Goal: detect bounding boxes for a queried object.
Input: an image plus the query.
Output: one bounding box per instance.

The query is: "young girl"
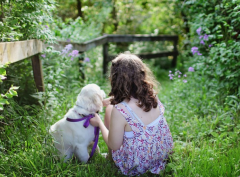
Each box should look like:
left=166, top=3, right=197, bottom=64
left=90, top=53, right=173, bottom=176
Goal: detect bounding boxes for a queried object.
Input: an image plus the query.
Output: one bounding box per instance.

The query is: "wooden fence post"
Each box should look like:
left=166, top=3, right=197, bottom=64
left=31, top=54, right=44, bottom=92
left=103, top=43, right=109, bottom=76
left=172, top=37, right=178, bottom=67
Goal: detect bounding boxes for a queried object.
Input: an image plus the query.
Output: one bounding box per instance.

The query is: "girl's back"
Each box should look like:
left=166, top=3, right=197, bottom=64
left=112, top=98, right=173, bottom=176
left=124, top=97, right=161, bottom=132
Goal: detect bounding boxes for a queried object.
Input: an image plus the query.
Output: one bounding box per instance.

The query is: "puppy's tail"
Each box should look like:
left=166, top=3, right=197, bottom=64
left=49, top=125, right=57, bottom=134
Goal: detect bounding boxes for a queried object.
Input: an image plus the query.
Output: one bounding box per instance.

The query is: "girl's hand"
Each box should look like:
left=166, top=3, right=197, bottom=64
left=90, top=113, right=102, bottom=127
left=102, top=97, right=112, bottom=107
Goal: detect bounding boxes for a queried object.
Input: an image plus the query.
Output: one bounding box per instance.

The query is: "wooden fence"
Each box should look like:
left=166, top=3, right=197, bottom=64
left=0, top=34, right=178, bottom=92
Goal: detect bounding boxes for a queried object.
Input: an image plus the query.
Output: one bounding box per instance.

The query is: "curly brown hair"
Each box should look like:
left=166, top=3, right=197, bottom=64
left=109, top=53, right=159, bottom=112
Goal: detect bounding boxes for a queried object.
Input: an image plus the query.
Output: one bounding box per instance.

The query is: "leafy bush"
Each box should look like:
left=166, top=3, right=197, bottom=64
left=0, top=0, right=56, bottom=120
left=0, top=0, right=55, bottom=42
left=54, top=17, right=102, bottom=43
left=176, top=0, right=240, bottom=111
left=0, top=64, right=18, bottom=116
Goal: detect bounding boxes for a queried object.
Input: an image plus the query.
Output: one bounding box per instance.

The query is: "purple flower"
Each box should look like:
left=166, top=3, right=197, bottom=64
left=203, top=34, right=209, bottom=41
left=41, top=54, right=46, bottom=58
left=188, top=67, right=194, bottom=72
left=169, top=70, right=172, bottom=73
left=69, top=50, right=79, bottom=57
left=184, top=74, right=187, bottom=77
left=170, top=76, right=173, bottom=80
left=84, top=57, right=90, bottom=62
left=178, top=75, right=181, bottom=78
left=61, top=44, right=73, bottom=54
left=191, top=47, right=199, bottom=55
left=191, top=47, right=202, bottom=55
left=183, top=80, right=187, bottom=83
left=66, top=39, right=71, bottom=42
left=199, top=35, right=203, bottom=39
left=209, top=44, right=212, bottom=48
left=200, top=40, right=205, bottom=45
left=196, top=27, right=202, bottom=35
left=65, top=44, right=73, bottom=50
left=45, top=25, right=49, bottom=29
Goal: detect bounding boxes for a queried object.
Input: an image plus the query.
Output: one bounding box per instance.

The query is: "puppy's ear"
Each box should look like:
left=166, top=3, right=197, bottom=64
left=92, top=94, right=103, bottom=110
left=76, top=84, right=106, bottom=113
left=76, top=95, right=96, bottom=113
left=90, top=89, right=106, bottom=112
left=100, top=90, right=106, bottom=99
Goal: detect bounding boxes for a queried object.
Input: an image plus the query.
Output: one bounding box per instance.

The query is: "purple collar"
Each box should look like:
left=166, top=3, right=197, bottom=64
left=66, top=114, right=99, bottom=160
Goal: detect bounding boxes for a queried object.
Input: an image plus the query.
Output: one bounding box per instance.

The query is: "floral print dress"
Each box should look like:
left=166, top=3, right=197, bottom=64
left=112, top=99, right=173, bottom=176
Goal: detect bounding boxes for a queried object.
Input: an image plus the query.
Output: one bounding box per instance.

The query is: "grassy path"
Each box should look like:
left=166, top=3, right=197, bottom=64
left=0, top=72, right=239, bottom=176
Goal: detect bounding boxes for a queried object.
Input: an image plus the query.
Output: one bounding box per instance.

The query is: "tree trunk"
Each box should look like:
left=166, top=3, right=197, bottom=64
left=181, top=11, right=190, bottom=34
left=112, top=0, right=118, bottom=32
left=0, top=1, right=4, bottom=22
left=76, top=0, right=84, bottom=20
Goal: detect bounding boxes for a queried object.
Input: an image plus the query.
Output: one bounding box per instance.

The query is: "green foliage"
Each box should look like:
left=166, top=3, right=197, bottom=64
left=111, top=0, right=183, bottom=35
left=1, top=0, right=240, bottom=176
left=177, top=0, right=240, bottom=105
left=0, top=0, right=56, bottom=42
left=55, top=0, right=183, bottom=35
left=157, top=71, right=240, bottom=176
left=56, top=0, right=112, bottom=22
left=0, top=0, right=56, bottom=115
left=54, top=17, right=103, bottom=42
left=54, top=0, right=112, bottom=42
left=0, top=64, right=18, bottom=117
left=2, top=59, right=39, bottom=106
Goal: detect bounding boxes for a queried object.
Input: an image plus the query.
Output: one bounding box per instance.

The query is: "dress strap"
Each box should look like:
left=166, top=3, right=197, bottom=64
left=114, top=103, right=144, bottom=136
left=114, top=103, right=132, bottom=121
left=157, top=98, right=165, bottom=115
left=121, top=102, right=144, bottom=125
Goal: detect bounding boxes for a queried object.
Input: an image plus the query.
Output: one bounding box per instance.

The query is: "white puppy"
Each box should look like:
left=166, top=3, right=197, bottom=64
left=49, top=84, right=106, bottom=163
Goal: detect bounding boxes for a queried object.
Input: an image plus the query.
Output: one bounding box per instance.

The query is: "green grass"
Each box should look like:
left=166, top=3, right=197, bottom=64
left=0, top=60, right=240, bottom=176
left=158, top=77, right=240, bottom=177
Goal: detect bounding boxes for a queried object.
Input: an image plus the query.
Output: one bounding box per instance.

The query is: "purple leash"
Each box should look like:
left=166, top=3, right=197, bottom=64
left=66, top=114, right=99, bottom=160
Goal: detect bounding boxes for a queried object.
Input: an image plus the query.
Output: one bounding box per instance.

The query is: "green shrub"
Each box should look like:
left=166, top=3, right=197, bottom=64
left=0, top=0, right=55, bottom=42
left=176, top=0, right=240, bottom=110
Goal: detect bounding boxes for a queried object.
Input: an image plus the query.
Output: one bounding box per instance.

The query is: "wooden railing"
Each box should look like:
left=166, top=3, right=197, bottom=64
left=0, top=39, right=47, bottom=92
left=102, top=34, right=178, bottom=75
left=0, top=34, right=178, bottom=92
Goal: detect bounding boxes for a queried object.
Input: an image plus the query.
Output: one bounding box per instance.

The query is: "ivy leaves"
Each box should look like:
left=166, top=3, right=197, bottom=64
left=0, top=65, right=19, bottom=114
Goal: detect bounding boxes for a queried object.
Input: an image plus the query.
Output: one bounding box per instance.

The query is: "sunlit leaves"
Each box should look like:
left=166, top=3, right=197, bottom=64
left=0, top=0, right=56, bottom=42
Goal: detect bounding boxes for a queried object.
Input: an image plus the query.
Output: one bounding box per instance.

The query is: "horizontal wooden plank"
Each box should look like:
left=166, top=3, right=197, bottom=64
left=56, top=35, right=108, bottom=52
left=107, top=34, right=178, bottom=43
left=108, top=51, right=178, bottom=61
left=0, top=39, right=47, bottom=65
left=55, top=34, right=177, bottom=52
left=0, top=34, right=178, bottom=64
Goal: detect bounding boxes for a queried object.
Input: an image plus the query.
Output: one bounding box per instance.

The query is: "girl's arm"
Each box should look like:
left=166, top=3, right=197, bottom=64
left=90, top=107, right=125, bottom=150
left=90, top=114, right=109, bottom=145
left=108, top=106, right=125, bottom=150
